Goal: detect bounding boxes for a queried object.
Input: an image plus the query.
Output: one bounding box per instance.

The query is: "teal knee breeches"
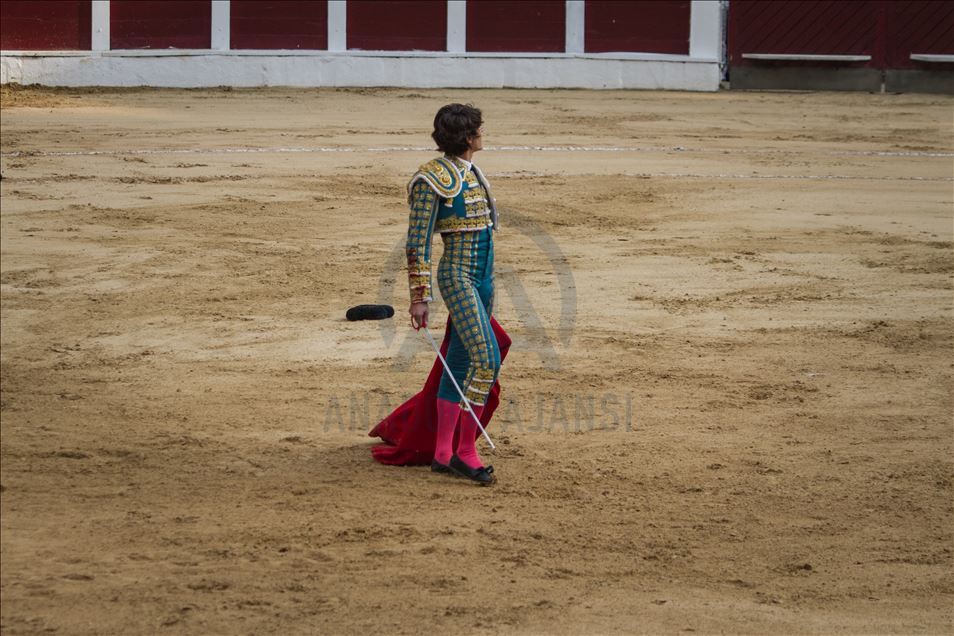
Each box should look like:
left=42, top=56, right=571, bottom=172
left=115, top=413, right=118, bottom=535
left=436, top=226, right=501, bottom=406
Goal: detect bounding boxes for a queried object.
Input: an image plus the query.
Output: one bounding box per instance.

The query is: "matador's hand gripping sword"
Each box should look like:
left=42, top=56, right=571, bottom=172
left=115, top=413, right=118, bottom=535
left=420, top=326, right=496, bottom=451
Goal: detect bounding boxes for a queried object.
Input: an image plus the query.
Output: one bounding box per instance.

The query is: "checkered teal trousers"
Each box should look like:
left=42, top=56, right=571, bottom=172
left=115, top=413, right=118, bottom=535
left=436, top=225, right=500, bottom=406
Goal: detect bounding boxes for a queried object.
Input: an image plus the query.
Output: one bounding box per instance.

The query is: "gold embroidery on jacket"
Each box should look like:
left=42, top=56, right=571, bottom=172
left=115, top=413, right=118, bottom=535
left=435, top=215, right=492, bottom=234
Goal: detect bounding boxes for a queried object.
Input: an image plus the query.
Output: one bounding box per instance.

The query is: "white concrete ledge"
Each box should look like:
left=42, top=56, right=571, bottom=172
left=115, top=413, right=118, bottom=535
left=2, top=49, right=717, bottom=62
left=742, top=53, right=872, bottom=62
left=0, top=53, right=721, bottom=90
left=910, top=54, right=954, bottom=63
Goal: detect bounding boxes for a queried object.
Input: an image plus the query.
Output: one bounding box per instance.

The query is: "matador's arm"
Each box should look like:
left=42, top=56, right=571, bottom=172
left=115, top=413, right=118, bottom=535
left=406, top=179, right=439, bottom=303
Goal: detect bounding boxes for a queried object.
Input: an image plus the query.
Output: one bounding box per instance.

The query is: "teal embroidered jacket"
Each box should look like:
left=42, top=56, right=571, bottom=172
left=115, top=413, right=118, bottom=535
left=405, top=156, right=498, bottom=303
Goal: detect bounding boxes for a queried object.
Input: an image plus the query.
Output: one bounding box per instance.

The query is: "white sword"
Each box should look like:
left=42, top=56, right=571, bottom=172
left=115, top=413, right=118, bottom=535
left=420, top=325, right=496, bottom=450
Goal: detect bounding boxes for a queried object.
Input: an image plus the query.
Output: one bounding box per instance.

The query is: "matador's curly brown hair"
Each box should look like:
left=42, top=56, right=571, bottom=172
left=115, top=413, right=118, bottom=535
left=432, top=103, right=483, bottom=157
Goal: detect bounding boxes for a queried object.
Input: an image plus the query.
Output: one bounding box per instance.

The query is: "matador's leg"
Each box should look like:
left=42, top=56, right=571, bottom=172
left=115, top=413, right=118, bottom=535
left=436, top=275, right=472, bottom=404
left=450, top=277, right=500, bottom=407
left=452, top=269, right=498, bottom=469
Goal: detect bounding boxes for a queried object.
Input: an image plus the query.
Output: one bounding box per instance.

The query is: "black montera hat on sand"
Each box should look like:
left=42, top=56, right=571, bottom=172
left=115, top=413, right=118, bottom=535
left=346, top=304, right=394, bottom=321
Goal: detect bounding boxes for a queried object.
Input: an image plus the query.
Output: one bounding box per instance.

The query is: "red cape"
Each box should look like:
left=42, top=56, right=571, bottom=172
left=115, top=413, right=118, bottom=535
left=368, top=315, right=511, bottom=465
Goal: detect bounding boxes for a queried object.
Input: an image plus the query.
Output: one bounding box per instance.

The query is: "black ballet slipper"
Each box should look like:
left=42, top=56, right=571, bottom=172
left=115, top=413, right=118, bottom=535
left=449, top=454, right=495, bottom=485
left=431, top=459, right=453, bottom=474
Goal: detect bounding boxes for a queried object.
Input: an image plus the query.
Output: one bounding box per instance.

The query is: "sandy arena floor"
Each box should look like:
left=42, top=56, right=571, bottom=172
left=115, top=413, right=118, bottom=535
left=1, top=85, right=952, bottom=634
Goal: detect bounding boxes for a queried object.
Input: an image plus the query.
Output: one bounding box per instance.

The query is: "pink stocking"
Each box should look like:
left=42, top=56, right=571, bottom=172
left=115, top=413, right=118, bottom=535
left=455, top=403, right=486, bottom=469
left=434, top=398, right=461, bottom=465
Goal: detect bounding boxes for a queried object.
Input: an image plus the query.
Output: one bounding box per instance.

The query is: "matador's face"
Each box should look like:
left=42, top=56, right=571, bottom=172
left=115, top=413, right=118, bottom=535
left=468, top=126, right=485, bottom=153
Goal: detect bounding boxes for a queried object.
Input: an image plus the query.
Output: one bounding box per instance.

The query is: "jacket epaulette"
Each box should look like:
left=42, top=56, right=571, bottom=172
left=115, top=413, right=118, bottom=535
left=407, top=157, right=464, bottom=201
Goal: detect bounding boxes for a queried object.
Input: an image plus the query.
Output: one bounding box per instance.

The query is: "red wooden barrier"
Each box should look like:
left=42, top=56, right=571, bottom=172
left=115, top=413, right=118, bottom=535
left=729, top=0, right=954, bottom=69
left=231, top=0, right=328, bottom=50
left=728, top=0, right=954, bottom=91
left=111, top=0, right=211, bottom=49
left=884, top=0, right=954, bottom=69
left=0, top=0, right=91, bottom=50
left=728, top=0, right=881, bottom=67
left=584, top=0, right=690, bottom=54
left=467, top=0, right=565, bottom=53
left=347, top=0, right=446, bottom=51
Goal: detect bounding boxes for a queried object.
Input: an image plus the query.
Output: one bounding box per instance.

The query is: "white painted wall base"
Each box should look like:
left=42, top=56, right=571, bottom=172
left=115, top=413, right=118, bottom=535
left=0, top=52, right=720, bottom=91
